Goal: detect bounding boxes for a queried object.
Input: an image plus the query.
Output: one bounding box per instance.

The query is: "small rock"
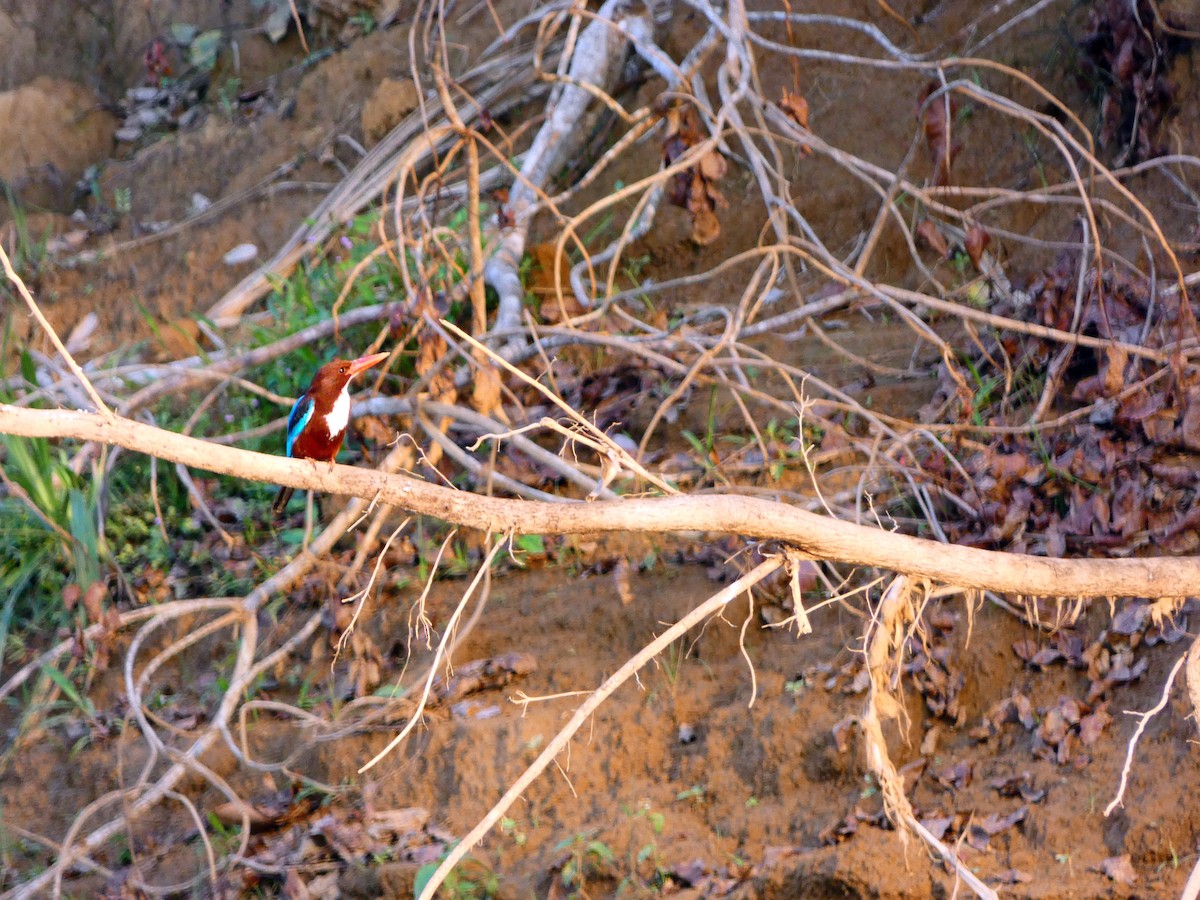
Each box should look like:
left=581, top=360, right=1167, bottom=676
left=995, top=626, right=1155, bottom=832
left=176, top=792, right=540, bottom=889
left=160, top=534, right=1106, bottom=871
left=1088, top=398, right=1116, bottom=426
left=450, top=701, right=501, bottom=719
left=127, top=86, right=164, bottom=104
left=611, top=432, right=639, bottom=454
left=190, top=192, right=212, bottom=214
left=115, top=125, right=142, bottom=142
left=178, top=106, right=205, bottom=129
left=1099, top=854, right=1137, bottom=884
left=132, top=106, right=167, bottom=128
left=223, top=243, right=259, bottom=266
left=46, top=229, right=89, bottom=256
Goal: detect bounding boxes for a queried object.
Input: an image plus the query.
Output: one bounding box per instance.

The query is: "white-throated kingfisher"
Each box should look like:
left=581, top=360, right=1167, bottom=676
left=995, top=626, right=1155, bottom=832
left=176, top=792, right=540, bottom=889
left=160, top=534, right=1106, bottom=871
left=272, top=351, right=389, bottom=515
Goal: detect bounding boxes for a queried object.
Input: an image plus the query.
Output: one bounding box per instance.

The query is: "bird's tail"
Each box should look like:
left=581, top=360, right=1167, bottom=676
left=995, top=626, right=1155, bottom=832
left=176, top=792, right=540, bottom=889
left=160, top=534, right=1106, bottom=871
left=272, top=485, right=295, bottom=516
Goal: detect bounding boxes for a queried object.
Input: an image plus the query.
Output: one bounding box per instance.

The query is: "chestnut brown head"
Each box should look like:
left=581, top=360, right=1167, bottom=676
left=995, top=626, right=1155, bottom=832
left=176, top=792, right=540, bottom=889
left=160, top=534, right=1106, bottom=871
left=306, top=351, right=388, bottom=400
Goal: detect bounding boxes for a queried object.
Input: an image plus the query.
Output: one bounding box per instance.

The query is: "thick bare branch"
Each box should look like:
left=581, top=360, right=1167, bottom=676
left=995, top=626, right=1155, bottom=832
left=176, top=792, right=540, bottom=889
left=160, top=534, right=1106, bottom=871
left=2, top=403, right=1198, bottom=598
left=483, top=0, right=651, bottom=350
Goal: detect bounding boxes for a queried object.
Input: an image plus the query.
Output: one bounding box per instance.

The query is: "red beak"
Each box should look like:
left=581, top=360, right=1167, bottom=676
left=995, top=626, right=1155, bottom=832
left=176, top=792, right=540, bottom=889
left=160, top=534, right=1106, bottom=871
left=347, top=351, right=389, bottom=378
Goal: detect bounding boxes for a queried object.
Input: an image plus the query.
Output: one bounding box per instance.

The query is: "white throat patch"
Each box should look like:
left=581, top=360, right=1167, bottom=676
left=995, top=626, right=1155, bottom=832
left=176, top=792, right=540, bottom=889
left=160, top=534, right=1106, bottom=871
left=324, top=389, right=350, bottom=438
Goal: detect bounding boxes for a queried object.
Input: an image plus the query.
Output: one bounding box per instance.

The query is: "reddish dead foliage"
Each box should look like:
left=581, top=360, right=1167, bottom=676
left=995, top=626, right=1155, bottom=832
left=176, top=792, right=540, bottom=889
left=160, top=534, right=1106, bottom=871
left=963, top=224, right=991, bottom=269
left=1078, top=0, right=1194, bottom=163
left=918, top=83, right=960, bottom=187
left=663, top=104, right=729, bottom=245
left=915, top=220, right=950, bottom=258
left=922, top=255, right=1200, bottom=558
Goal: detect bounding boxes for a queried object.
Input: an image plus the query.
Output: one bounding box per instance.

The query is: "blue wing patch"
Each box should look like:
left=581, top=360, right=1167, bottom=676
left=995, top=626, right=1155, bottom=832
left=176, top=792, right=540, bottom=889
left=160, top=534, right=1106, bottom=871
left=285, top=395, right=314, bottom=457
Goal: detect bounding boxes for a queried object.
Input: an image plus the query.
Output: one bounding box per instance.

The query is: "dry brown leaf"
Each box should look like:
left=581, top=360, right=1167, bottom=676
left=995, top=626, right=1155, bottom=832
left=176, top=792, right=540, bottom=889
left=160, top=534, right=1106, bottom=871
left=915, top=220, right=950, bottom=257
left=1078, top=705, right=1112, bottom=746
left=1181, top=400, right=1200, bottom=451
left=211, top=799, right=281, bottom=831
left=964, top=223, right=991, bottom=268
left=1102, top=346, right=1129, bottom=396
left=989, top=773, right=1045, bottom=803
left=1111, top=601, right=1148, bottom=635
left=780, top=88, right=813, bottom=156
left=355, top=415, right=393, bottom=448
left=691, top=204, right=722, bottom=245
left=831, top=716, right=856, bottom=753
left=980, top=806, right=1027, bottom=835
left=920, top=816, right=953, bottom=841
left=62, top=583, right=81, bottom=612
left=366, top=807, right=430, bottom=840
left=311, top=813, right=374, bottom=862
left=1012, top=693, right=1036, bottom=730
left=613, top=557, right=635, bottom=605
left=348, top=630, right=385, bottom=697
left=470, top=365, right=504, bottom=420
left=1011, top=639, right=1038, bottom=662
left=82, top=582, right=106, bottom=625
left=663, top=106, right=728, bottom=244
left=528, top=242, right=573, bottom=297
left=920, top=725, right=940, bottom=755
left=918, top=83, right=960, bottom=186
left=992, top=869, right=1033, bottom=885
left=699, top=150, right=727, bottom=180
left=780, top=88, right=810, bottom=130
left=934, top=760, right=972, bottom=790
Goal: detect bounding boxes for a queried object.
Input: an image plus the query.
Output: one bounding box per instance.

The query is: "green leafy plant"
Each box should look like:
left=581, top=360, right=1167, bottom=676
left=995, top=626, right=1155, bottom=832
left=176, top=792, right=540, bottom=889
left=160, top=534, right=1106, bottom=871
left=0, top=429, right=107, bottom=640
left=173, top=24, right=224, bottom=73
left=349, top=11, right=376, bottom=33
left=554, top=831, right=615, bottom=895
left=414, top=848, right=499, bottom=898
left=112, top=186, right=132, bottom=217
left=500, top=815, right=528, bottom=848
left=619, top=801, right=668, bottom=893
left=0, top=187, right=52, bottom=284
left=205, top=811, right=245, bottom=857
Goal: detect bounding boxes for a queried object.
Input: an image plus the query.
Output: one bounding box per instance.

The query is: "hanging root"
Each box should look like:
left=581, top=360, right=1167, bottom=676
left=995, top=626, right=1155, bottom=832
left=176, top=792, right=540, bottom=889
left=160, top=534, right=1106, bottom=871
left=860, top=575, right=997, bottom=899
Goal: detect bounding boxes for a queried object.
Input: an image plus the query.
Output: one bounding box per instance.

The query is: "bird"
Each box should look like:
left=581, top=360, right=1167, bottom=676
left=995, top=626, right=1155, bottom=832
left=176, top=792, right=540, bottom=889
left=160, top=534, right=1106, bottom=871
left=272, top=351, right=389, bottom=515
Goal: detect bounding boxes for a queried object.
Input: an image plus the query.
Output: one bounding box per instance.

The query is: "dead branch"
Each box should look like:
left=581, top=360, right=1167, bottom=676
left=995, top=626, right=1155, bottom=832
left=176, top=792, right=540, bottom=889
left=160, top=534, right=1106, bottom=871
left=3, top=403, right=1199, bottom=599
left=482, top=0, right=653, bottom=354
left=204, top=50, right=548, bottom=326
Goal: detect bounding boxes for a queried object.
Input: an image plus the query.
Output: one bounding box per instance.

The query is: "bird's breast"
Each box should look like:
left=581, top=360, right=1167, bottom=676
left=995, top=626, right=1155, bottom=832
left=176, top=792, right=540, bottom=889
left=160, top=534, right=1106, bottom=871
left=290, top=389, right=351, bottom=461
left=324, top=390, right=350, bottom=437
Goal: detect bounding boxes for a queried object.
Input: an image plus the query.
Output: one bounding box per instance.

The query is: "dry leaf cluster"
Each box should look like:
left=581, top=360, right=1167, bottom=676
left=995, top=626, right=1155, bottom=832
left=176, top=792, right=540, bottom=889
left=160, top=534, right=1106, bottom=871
left=925, top=257, right=1200, bottom=557
left=1080, top=0, right=1192, bottom=163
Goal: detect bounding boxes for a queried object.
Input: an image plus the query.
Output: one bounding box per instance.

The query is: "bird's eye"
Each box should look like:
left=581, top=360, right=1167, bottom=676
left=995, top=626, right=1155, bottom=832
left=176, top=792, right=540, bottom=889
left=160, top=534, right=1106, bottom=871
left=339, top=366, right=346, bottom=374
